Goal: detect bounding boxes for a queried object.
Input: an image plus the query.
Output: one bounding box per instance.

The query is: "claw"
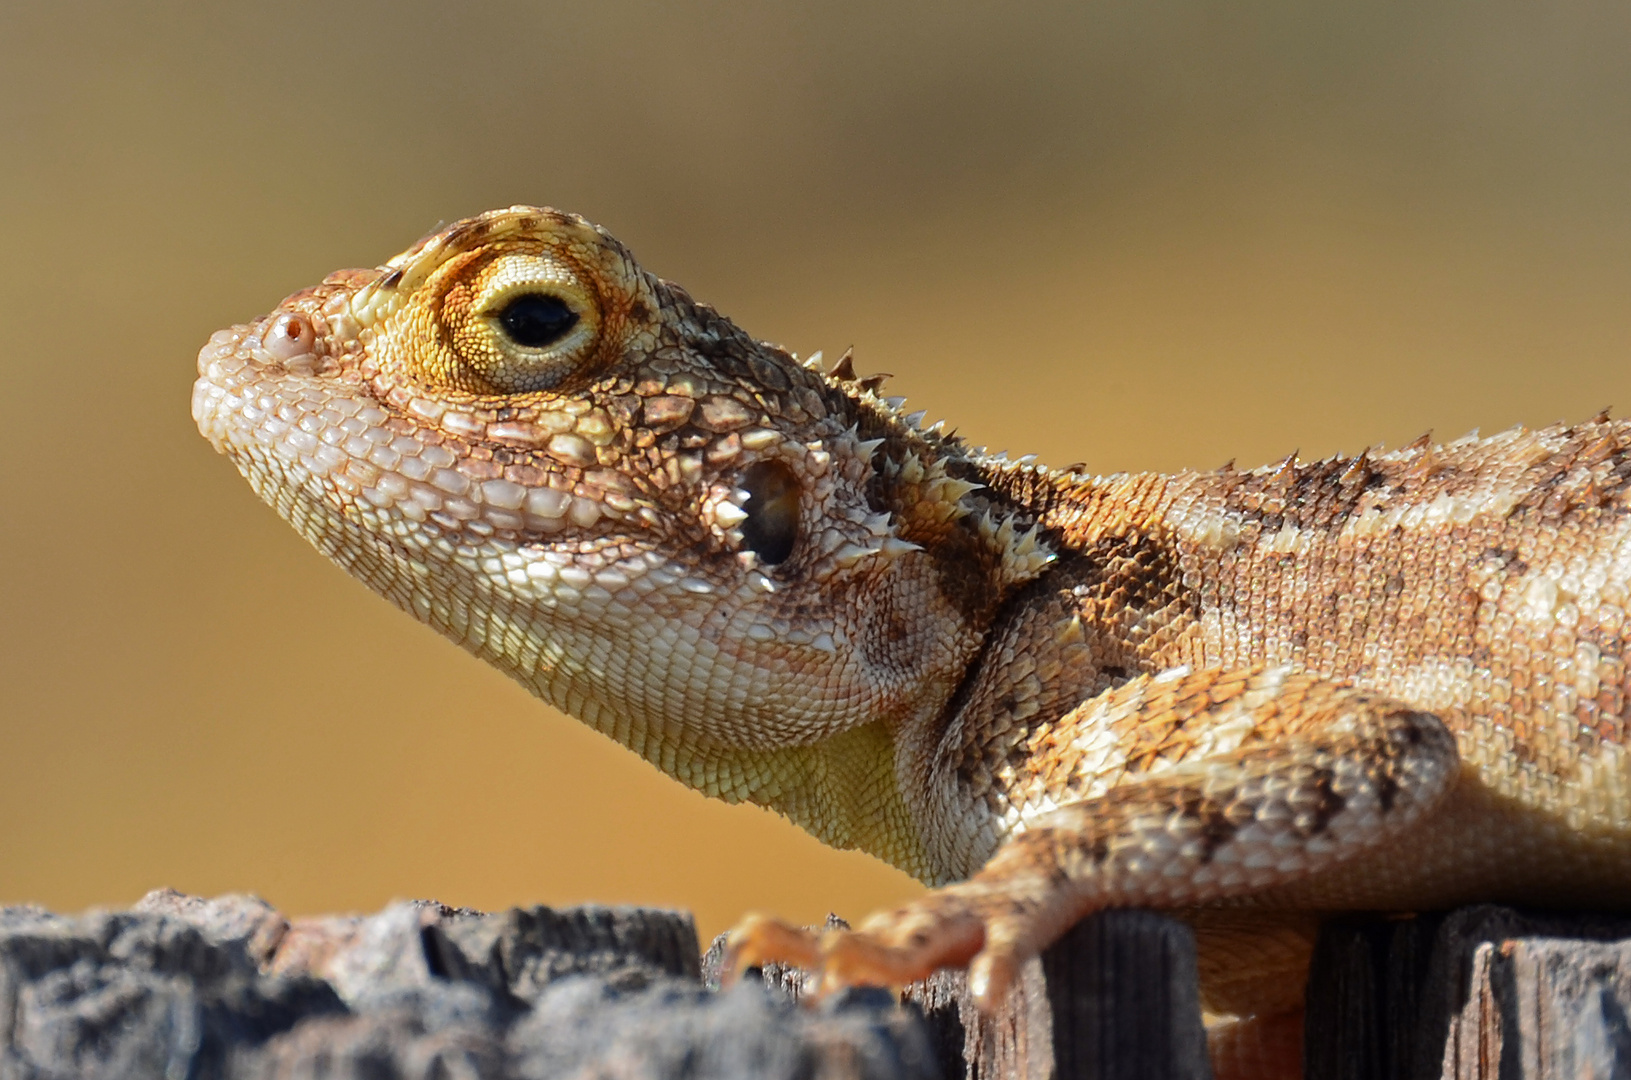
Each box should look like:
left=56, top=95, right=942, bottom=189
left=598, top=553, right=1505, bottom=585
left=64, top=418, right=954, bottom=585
left=814, top=903, right=987, bottom=991
left=968, top=944, right=1024, bottom=1012
left=722, top=912, right=822, bottom=986
left=725, top=894, right=1024, bottom=1013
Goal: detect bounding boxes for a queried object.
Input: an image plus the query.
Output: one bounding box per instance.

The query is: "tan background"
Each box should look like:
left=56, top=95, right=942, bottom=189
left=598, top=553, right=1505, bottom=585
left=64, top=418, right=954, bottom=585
left=3, top=2, right=1630, bottom=943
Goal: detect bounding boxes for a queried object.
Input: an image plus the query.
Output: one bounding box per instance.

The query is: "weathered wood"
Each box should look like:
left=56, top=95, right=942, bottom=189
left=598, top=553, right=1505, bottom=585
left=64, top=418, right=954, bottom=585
left=1304, top=913, right=1444, bottom=1080
left=3, top=892, right=940, bottom=1080
left=900, top=909, right=1212, bottom=1080
left=904, top=958, right=1052, bottom=1080
left=1305, top=906, right=1631, bottom=1080
left=1499, top=935, right=1631, bottom=1078
left=708, top=908, right=1210, bottom=1079
left=1042, top=910, right=1212, bottom=1080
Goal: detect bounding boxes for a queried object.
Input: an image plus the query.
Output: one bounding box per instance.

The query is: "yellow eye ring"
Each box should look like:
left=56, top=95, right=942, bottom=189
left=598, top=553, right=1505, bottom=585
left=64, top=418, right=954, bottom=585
left=437, top=250, right=604, bottom=394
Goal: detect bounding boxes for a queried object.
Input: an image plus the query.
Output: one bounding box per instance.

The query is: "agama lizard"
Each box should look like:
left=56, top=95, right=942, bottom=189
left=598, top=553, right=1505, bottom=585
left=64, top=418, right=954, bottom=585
left=193, top=207, right=1631, bottom=1074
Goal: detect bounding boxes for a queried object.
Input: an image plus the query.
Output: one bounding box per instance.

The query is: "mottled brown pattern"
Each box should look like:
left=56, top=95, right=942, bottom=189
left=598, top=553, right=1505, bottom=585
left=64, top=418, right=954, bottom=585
left=195, top=209, right=1631, bottom=1077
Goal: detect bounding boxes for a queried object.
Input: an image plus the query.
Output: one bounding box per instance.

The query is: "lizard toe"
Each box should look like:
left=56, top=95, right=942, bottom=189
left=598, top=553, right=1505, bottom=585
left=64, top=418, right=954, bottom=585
left=817, top=903, right=987, bottom=989
left=722, top=912, right=823, bottom=985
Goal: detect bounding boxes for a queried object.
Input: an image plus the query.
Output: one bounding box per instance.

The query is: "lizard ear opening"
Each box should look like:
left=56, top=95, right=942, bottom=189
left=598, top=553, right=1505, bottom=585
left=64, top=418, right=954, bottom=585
left=739, top=461, right=801, bottom=565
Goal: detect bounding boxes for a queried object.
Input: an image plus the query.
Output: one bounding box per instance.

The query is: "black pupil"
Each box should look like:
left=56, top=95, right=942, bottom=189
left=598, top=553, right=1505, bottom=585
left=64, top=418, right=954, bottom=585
left=498, top=293, right=579, bottom=348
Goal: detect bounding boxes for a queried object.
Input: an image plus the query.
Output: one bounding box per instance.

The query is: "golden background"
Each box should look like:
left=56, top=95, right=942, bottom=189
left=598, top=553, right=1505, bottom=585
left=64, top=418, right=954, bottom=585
left=3, top=2, right=1630, bottom=943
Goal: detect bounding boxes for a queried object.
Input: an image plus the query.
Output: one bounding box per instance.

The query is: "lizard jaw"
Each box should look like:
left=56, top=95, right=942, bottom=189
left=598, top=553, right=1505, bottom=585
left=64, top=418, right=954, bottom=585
left=192, top=317, right=856, bottom=750
left=190, top=206, right=1007, bottom=833
left=191, top=304, right=969, bottom=755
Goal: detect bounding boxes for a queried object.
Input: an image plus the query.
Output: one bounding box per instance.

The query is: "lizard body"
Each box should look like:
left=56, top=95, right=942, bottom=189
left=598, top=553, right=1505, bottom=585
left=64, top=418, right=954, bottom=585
left=193, top=208, right=1631, bottom=1066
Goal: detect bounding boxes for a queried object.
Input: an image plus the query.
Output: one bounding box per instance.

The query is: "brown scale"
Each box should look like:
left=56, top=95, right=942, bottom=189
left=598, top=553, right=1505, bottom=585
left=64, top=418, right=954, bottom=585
left=201, top=211, right=1631, bottom=1080
left=944, top=421, right=1631, bottom=856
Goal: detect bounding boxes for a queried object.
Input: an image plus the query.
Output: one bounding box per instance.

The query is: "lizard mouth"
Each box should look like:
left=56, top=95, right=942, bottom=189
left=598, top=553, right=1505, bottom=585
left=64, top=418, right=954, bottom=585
left=190, top=207, right=997, bottom=755
left=190, top=312, right=745, bottom=629
left=190, top=317, right=873, bottom=749
left=192, top=316, right=622, bottom=542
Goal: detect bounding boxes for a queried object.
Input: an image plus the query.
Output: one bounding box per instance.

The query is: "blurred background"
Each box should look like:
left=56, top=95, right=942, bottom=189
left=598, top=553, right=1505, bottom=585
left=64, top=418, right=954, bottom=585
left=3, top=1, right=1631, bottom=942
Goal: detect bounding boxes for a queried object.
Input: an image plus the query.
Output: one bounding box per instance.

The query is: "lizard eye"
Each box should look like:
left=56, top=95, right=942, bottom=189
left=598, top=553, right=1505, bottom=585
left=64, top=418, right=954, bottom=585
left=497, top=293, right=579, bottom=349
left=740, top=461, right=800, bottom=565
left=436, top=251, right=603, bottom=394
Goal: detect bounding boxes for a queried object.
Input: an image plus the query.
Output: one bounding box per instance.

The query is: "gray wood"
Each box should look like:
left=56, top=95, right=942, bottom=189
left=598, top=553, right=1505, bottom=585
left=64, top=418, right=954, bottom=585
left=1304, top=906, right=1631, bottom=1080
left=1446, top=934, right=1631, bottom=1080
left=1304, top=913, right=1443, bottom=1080
left=904, top=958, right=1052, bottom=1080
left=900, top=909, right=1212, bottom=1080
left=1042, top=910, right=1213, bottom=1080
left=427, top=899, right=703, bottom=1000
left=2, top=892, right=940, bottom=1080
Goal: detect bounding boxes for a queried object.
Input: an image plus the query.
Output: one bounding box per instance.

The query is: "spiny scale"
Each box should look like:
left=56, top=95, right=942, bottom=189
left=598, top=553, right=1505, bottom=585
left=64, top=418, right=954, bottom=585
left=195, top=208, right=1631, bottom=1079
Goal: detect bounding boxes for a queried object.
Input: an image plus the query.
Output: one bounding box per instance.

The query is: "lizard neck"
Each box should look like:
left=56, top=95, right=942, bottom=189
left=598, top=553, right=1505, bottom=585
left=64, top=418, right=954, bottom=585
left=883, top=460, right=1190, bottom=881
left=668, top=722, right=940, bottom=882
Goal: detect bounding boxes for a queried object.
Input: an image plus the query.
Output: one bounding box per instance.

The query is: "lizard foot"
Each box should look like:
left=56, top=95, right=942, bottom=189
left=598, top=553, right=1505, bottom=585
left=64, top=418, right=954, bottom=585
left=730, top=669, right=1460, bottom=1015
left=724, top=878, right=1067, bottom=1011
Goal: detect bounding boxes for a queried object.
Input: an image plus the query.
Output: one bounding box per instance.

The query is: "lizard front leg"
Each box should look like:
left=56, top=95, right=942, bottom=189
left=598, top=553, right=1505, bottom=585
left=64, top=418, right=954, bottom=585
left=726, top=667, right=1460, bottom=1010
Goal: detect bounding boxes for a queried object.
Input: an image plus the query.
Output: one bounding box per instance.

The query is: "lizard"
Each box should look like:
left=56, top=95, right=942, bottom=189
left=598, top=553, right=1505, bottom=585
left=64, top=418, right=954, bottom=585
left=192, top=205, right=1631, bottom=1075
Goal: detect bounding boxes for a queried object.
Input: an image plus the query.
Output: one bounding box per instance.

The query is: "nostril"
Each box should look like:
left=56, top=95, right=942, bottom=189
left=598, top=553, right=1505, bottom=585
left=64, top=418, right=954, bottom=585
left=264, top=313, right=316, bottom=362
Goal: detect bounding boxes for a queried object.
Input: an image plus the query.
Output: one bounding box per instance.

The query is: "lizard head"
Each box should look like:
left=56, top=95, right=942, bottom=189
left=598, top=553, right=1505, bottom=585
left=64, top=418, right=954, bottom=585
left=193, top=206, right=1053, bottom=773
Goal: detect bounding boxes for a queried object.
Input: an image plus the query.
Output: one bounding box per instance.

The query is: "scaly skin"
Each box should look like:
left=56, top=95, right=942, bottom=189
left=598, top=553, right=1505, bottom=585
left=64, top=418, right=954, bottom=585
left=194, top=207, right=1631, bottom=1072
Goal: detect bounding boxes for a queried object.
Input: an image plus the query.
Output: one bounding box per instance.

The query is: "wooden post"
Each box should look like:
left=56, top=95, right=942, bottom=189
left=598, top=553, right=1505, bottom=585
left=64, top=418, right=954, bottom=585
left=904, top=909, right=1213, bottom=1080
left=1304, top=906, right=1631, bottom=1080
left=1042, top=910, right=1213, bottom=1080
